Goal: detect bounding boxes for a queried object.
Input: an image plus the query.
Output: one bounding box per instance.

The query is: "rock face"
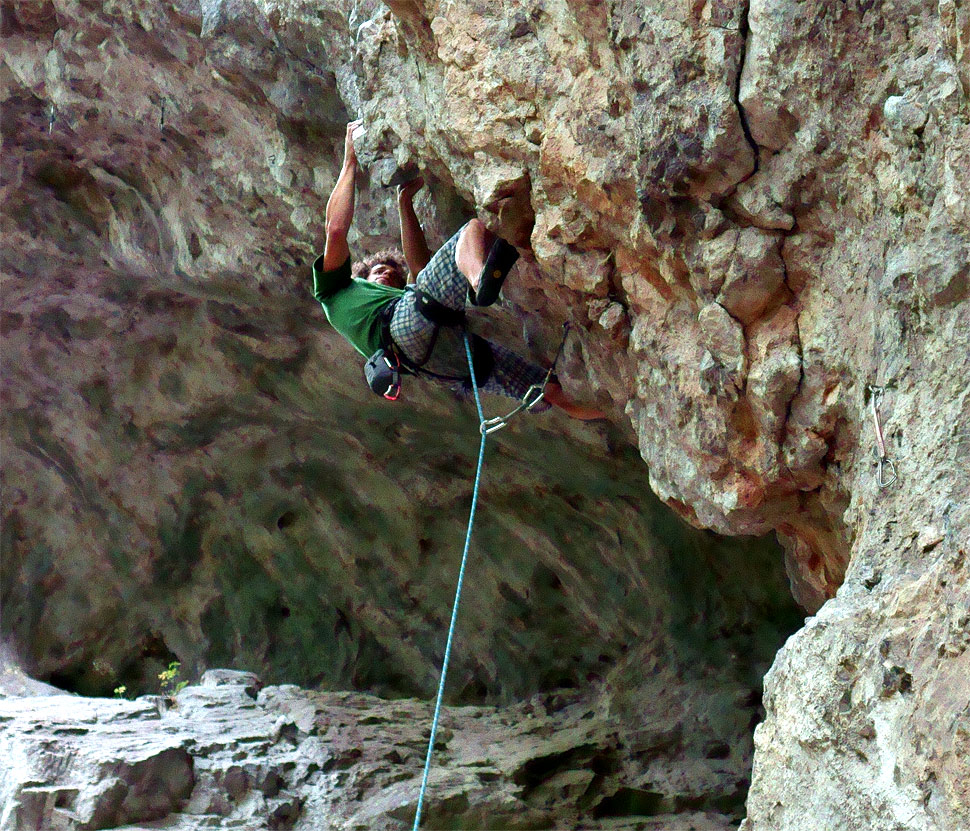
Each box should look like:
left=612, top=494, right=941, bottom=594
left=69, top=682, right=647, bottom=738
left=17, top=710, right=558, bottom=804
left=344, top=0, right=970, bottom=606
left=2, top=0, right=969, bottom=829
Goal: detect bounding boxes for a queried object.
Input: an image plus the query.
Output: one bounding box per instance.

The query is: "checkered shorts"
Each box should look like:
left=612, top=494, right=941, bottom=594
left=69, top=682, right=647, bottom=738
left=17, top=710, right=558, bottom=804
left=389, top=225, right=550, bottom=408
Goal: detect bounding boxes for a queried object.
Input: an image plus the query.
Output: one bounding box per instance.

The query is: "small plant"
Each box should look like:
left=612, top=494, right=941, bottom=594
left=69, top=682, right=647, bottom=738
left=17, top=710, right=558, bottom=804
left=113, top=685, right=128, bottom=699
left=158, top=661, right=189, bottom=696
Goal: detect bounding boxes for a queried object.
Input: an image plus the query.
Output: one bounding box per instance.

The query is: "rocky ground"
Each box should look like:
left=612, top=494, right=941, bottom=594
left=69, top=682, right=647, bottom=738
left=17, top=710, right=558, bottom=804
left=1, top=668, right=741, bottom=830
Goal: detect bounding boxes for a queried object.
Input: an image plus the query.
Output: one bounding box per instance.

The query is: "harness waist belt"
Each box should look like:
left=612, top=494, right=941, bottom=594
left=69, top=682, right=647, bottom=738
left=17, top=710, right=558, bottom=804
left=412, top=288, right=467, bottom=328
left=377, top=293, right=493, bottom=388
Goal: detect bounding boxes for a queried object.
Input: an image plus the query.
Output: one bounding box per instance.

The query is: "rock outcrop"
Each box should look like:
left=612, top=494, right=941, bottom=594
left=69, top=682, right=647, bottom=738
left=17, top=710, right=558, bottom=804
left=1, top=669, right=750, bottom=830
left=2, top=0, right=968, bottom=828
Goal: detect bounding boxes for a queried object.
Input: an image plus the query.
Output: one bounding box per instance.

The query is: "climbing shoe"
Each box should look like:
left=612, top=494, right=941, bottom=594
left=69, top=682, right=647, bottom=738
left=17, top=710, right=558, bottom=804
left=472, top=238, right=519, bottom=306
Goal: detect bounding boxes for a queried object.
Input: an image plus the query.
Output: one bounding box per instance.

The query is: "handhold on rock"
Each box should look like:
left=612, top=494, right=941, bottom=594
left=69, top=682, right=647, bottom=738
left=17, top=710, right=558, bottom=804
left=880, top=664, right=912, bottom=697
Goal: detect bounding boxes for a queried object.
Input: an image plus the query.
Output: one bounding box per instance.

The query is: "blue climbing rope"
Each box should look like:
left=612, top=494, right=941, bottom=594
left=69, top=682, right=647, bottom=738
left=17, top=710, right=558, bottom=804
left=412, top=333, right=488, bottom=831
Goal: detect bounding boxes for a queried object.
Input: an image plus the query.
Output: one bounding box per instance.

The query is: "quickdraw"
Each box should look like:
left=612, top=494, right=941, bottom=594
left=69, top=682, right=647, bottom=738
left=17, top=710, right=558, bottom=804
left=479, top=322, right=571, bottom=435
left=867, top=385, right=897, bottom=488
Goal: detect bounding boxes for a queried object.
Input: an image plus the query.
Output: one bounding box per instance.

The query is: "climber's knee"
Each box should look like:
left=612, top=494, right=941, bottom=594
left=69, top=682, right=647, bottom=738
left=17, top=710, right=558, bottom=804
left=456, top=219, right=495, bottom=288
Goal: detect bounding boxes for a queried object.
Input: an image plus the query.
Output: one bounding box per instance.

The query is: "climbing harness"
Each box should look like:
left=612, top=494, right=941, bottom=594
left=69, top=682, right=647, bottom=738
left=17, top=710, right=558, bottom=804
left=479, top=322, right=571, bottom=435
left=411, top=324, right=572, bottom=828
left=867, top=385, right=897, bottom=488
left=363, top=289, right=494, bottom=399
left=412, top=332, right=488, bottom=831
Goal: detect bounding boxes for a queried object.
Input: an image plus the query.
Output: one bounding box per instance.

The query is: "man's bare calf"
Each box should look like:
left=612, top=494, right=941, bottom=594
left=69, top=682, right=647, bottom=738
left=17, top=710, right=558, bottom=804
left=455, top=219, right=495, bottom=293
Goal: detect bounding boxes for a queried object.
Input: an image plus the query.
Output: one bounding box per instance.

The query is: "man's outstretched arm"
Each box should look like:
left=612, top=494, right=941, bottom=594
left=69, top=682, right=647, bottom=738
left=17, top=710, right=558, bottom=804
left=322, top=120, right=361, bottom=272
left=397, top=177, right=432, bottom=281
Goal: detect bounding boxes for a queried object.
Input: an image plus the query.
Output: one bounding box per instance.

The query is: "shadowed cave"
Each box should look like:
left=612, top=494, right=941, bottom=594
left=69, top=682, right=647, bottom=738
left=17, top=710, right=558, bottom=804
left=15, top=416, right=803, bottom=710
left=6, top=398, right=803, bottom=822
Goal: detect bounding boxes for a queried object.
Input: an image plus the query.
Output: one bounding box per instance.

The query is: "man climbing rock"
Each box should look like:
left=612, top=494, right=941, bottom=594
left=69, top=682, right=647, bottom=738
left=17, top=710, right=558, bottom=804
left=311, top=120, right=603, bottom=420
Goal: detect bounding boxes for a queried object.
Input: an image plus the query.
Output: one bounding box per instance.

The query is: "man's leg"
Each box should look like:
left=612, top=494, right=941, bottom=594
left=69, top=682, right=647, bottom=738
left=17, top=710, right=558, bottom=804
left=407, top=219, right=516, bottom=306
left=455, top=219, right=519, bottom=306
left=479, top=340, right=550, bottom=409
left=455, top=219, right=495, bottom=292
left=482, top=341, right=605, bottom=420
left=412, top=225, right=471, bottom=309
left=542, top=381, right=606, bottom=421
left=389, top=226, right=469, bottom=368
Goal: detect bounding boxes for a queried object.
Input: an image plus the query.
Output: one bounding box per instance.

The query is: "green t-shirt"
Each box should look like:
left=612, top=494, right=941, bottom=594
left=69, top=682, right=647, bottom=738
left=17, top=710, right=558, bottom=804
left=311, top=254, right=405, bottom=357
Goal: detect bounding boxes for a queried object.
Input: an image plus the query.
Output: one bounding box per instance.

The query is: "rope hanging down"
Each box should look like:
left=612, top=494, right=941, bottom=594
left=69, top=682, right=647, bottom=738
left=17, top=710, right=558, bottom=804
left=412, top=332, right=489, bottom=831
left=412, top=324, right=570, bottom=828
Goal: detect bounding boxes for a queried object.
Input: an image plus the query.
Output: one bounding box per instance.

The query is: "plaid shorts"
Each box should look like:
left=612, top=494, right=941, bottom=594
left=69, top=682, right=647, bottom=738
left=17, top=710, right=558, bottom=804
left=389, top=225, right=550, bottom=408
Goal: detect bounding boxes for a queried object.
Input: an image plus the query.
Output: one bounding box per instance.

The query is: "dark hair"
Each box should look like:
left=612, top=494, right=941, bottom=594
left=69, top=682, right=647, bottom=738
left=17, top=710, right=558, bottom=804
left=352, top=248, right=407, bottom=282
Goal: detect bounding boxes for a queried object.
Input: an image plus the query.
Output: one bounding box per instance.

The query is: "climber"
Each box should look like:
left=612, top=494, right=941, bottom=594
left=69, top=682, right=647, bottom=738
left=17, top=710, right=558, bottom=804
left=311, top=120, right=604, bottom=420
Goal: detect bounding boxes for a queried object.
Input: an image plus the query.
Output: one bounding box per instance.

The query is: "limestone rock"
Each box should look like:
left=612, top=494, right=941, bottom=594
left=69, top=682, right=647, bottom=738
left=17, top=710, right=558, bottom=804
left=0, top=672, right=743, bottom=830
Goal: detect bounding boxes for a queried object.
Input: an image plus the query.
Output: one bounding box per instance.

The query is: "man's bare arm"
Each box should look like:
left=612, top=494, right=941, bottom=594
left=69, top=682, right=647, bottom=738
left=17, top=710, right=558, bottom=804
left=397, top=177, right=432, bottom=281
left=322, top=121, right=361, bottom=272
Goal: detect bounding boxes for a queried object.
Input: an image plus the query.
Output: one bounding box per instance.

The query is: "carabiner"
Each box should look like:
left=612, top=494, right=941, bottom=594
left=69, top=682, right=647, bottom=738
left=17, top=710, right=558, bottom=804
left=522, top=384, right=547, bottom=410
left=867, top=384, right=897, bottom=489
left=481, top=416, right=509, bottom=435
left=877, top=457, right=897, bottom=489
